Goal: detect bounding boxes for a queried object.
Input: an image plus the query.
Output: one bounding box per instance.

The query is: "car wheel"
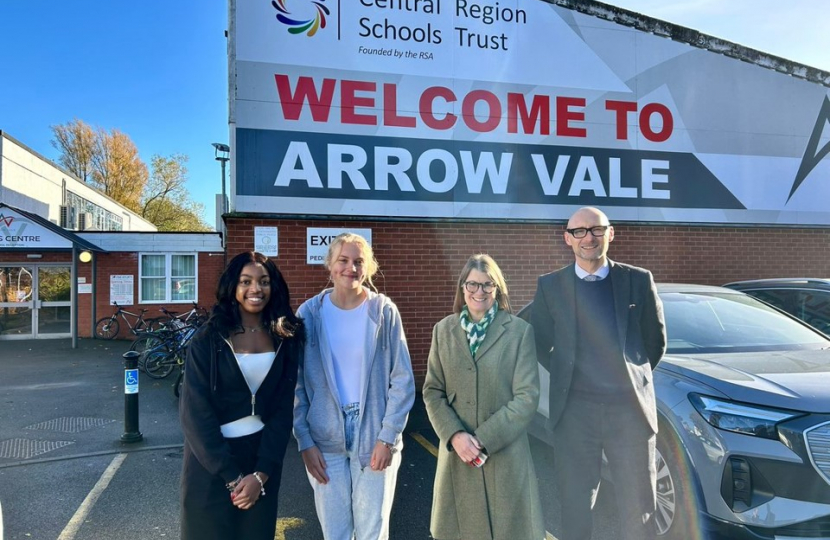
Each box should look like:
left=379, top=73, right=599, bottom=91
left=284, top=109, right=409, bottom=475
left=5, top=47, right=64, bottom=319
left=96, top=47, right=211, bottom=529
left=655, top=430, right=693, bottom=539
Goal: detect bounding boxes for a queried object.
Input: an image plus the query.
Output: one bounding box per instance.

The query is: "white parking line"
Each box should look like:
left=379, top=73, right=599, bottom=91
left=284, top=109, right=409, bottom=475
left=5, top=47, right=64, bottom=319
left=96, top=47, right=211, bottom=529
left=57, top=453, right=127, bottom=540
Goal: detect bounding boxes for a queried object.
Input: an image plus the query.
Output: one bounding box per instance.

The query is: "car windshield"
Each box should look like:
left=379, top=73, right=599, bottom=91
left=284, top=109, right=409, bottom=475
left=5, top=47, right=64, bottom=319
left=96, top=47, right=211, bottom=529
left=661, top=291, right=830, bottom=354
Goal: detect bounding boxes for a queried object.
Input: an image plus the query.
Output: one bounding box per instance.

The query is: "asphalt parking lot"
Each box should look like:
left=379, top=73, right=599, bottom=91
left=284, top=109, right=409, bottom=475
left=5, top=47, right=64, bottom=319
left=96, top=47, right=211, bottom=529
left=0, top=339, right=622, bottom=540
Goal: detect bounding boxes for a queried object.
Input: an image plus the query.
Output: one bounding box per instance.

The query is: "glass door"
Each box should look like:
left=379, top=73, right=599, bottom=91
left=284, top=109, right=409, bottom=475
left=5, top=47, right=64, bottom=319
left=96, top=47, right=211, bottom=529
left=36, top=266, right=72, bottom=337
left=0, top=265, right=34, bottom=338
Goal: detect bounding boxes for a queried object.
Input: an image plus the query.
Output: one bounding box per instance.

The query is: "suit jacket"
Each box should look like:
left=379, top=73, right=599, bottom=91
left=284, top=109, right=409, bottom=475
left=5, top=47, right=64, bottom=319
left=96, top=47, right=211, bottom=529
left=531, top=260, right=666, bottom=432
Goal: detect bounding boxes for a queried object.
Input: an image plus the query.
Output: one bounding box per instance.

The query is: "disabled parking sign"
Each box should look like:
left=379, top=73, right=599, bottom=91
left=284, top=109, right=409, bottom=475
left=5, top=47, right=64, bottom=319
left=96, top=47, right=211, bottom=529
left=125, top=369, right=139, bottom=394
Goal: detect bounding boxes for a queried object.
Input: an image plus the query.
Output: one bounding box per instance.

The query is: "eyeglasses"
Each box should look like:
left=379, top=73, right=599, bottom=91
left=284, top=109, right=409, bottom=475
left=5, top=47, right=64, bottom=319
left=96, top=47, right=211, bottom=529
left=566, top=226, right=609, bottom=239
left=463, top=281, right=496, bottom=293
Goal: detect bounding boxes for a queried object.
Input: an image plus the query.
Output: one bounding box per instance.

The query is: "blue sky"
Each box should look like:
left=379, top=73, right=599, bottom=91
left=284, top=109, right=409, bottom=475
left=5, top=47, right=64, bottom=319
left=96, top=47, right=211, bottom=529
left=0, top=0, right=228, bottom=227
left=611, top=0, right=830, bottom=74
left=1, top=1, right=828, bottom=229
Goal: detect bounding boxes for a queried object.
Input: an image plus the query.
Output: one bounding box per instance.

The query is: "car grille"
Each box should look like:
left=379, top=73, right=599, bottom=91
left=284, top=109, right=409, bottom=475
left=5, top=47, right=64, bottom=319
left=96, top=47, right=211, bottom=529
left=806, top=421, right=830, bottom=486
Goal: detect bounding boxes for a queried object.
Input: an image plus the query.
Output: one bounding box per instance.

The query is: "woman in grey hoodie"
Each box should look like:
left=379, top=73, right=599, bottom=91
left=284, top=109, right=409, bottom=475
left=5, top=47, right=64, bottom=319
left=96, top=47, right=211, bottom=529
left=294, top=232, right=415, bottom=540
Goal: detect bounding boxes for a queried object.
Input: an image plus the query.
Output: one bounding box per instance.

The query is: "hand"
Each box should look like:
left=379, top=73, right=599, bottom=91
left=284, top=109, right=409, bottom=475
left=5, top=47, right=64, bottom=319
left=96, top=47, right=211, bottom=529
left=370, top=440, right=393, bottom=471
left=450, top=432, right=482, bottom=464
left=301, top=446, right=329, bottom=484
left=230, top=473, right=266, bottom=510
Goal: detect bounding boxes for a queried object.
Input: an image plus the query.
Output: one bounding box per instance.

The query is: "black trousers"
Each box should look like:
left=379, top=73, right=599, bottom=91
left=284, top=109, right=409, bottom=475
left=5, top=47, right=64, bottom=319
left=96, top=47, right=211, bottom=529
left=552, top=393, right=657, bottom=540
left=180, top=430, right=282, bottom=540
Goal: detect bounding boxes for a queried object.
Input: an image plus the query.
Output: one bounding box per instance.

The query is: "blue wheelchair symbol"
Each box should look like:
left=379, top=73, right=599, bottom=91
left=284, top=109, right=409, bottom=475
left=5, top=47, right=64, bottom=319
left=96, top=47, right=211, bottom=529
left=126, top=371, right=138, bottom=385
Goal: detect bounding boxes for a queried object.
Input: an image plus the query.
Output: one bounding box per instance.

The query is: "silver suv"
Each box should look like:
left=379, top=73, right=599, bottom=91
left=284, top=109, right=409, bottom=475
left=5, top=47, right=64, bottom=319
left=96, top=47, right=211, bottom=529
left=724, top=278, right=830, bottom=335
left=522, top=284, right=830, bottom=540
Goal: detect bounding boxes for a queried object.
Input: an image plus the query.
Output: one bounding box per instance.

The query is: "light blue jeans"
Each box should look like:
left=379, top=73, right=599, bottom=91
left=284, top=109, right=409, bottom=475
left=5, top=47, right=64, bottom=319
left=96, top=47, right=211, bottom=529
left=307, top=403, right=402, bottom=540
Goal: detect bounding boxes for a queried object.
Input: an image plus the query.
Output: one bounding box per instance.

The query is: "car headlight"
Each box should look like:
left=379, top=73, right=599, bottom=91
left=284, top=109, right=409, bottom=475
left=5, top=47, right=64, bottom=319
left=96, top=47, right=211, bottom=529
left=689, top=393, right=803, bottom=440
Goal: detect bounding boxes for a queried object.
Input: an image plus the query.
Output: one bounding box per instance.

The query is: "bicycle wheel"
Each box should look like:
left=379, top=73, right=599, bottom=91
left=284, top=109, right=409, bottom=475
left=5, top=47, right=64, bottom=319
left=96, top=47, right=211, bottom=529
left=144, top=350, right=175, bottom=379
left=174, top=367, right=184, bottom=398
left=130, top=336, right=167, bottom=371
left=130, top=335, right=162, bottom=353
left=95, top=317, right=120, bottom=340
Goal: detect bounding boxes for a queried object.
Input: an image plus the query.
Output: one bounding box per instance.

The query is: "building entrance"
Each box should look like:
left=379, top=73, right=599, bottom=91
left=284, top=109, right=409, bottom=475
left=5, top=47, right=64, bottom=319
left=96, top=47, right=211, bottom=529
left=0, top=265, right=72, bottom=339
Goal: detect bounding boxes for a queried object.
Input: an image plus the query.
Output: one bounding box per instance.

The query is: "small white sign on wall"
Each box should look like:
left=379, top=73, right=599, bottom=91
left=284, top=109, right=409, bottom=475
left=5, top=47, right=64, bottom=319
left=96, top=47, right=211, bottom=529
left=78, top=284, right=92, bottom=294
left=255, top=227, right=279, bottom=256
left=306, top=228, right=372, bottom=265
left=110, top=275, right=134, bottom=305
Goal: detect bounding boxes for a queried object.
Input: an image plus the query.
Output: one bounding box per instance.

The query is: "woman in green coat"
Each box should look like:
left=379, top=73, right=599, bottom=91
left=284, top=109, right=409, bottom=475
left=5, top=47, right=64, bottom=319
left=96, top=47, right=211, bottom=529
left=423, top=254, right=545, bottom=540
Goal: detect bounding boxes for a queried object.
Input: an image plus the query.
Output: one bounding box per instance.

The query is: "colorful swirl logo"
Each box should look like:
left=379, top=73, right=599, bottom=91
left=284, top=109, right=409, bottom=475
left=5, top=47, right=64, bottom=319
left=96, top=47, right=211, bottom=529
left=272, top=0, right=330, bottom=37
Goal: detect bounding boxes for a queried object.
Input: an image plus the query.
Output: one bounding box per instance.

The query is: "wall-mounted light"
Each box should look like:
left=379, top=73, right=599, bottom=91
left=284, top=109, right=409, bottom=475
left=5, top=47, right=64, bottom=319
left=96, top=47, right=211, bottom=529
left=26, top=254, right=42, bottom=259
left=79, top=251, right=92, bottom=263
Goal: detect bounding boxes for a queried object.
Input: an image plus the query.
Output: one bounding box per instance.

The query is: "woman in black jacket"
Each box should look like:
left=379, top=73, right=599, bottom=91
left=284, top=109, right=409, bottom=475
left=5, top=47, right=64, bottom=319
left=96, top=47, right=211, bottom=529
left=180, top=251, right=303, bottom=539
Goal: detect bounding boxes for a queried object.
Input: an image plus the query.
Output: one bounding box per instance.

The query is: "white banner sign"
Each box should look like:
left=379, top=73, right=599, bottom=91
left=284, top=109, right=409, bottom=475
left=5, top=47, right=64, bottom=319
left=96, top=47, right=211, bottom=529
left=232, top=0, right=830, bottom=225
left=306, top=228, right=372, bottom=265
left=110, top=275, right=134, bottom=306
left=0, top=207, right=72, bottom=248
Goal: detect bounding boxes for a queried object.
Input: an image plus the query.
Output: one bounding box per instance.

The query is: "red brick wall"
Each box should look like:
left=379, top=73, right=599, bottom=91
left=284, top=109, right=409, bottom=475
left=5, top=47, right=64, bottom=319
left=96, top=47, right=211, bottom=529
left=225, top=218, right=830, bottom=383
left=86, top=252, right=224, bottom=339
left=0, top=251, right=223, bottom=339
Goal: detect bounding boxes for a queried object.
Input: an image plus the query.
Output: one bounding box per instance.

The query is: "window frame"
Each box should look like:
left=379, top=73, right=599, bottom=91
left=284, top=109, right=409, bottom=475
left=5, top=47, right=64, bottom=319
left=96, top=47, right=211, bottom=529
left=138, top=252, right=198, bottom=304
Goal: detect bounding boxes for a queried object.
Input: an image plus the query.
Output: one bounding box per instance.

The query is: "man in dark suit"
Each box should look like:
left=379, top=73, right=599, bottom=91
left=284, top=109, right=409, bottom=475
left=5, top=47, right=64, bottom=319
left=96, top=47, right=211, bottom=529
left=531, top=207, right=666, bottom=540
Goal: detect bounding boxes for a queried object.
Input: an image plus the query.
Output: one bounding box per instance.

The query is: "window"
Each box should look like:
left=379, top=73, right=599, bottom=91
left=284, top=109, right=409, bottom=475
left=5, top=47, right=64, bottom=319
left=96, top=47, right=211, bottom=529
left=745, top=289, right=797, bottom=313
left=139, top=253, right=197, bottom=303
left=798, top=290, right=830, bottom=334
left=65, top=191, right=124, bottom=231
left=661, top=292, right=826, bottom=354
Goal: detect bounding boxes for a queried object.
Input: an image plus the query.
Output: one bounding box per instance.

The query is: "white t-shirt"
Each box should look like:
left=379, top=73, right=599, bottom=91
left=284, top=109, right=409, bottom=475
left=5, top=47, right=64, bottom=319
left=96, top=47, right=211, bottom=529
left=322, top=295, right=369, bottom=406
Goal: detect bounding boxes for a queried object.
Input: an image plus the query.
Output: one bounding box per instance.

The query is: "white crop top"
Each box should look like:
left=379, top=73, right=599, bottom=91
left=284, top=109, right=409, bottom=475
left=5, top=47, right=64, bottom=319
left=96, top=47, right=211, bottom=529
left=219, top=351, right=276, bottom=438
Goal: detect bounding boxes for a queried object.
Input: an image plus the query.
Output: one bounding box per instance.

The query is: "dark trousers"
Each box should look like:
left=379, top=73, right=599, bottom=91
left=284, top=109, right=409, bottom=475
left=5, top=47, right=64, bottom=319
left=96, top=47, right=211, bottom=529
left=552, top=393, right=656, bottom=540
left=180, top=431, right=282, bottom=540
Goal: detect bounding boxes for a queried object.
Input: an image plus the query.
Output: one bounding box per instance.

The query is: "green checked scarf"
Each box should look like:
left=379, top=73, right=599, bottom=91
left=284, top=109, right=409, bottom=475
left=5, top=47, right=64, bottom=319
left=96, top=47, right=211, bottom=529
left=459, top=304, right=498, bottom=359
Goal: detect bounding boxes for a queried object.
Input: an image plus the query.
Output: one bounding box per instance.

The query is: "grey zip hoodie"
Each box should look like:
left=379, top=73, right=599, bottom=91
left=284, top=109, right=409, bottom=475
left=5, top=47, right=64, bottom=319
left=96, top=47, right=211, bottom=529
left=293, top=288, right=415, bottom=468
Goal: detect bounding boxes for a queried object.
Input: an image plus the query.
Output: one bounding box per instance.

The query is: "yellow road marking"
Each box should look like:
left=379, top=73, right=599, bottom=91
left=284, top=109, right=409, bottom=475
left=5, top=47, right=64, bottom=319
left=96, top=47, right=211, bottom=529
left=275, top=517, right=305, bottom=540
left=409, top=431, right=438, bottom=457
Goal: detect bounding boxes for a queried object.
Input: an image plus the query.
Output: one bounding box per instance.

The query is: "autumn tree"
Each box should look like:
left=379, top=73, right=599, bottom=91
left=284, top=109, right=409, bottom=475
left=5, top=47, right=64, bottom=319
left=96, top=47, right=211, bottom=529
left=92, top=129, right=147, bottom=212
left=51, top=119, right=148, bottom=212
left=141, top=154, right=211, bottom=232
left=51, top=119, right=95, bottom=183
left=51, top=119, right=211, bottom=231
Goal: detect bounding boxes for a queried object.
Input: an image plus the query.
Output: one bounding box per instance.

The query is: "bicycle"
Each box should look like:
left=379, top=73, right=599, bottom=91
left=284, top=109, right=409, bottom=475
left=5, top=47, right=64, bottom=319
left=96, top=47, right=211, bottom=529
left=131, top=329, right=188, bottom=397
left=95, top=302, right=161, bottom=340
left=129, top=330, right=172, bottom=371
left=158, top=303, right=209, bottom=329
left=128, top=303, right=206, bottom=352
left=141, top=320, right=198, bottom=379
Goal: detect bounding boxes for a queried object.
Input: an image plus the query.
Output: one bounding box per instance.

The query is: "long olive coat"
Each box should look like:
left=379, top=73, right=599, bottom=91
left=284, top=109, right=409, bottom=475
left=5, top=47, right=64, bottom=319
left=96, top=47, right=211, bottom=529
left=423, top=310, right=544, bottom=540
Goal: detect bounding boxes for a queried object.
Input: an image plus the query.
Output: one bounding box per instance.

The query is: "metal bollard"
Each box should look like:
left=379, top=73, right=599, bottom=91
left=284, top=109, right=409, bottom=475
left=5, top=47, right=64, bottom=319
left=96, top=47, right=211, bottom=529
left=121, top=351, right=144, bottom=443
